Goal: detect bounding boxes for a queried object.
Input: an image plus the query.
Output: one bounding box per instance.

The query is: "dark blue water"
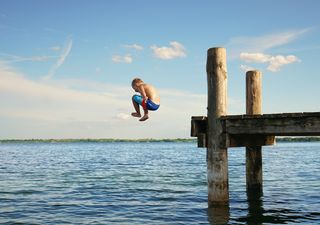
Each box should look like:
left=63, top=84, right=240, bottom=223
left=0, top=142, right=319, bottom=224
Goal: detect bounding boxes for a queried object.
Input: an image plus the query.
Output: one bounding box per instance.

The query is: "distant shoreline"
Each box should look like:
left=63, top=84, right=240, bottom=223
left=0, top=137, right=320, bottom=143
left=0, top=138, right=194, bottom=143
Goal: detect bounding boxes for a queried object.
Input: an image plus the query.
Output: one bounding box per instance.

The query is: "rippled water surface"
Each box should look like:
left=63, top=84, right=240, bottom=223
left=0, top=142, right=319, bottom=224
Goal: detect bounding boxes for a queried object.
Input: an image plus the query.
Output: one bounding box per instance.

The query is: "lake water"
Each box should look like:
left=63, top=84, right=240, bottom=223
left=0, top=142, right=319, bottom=224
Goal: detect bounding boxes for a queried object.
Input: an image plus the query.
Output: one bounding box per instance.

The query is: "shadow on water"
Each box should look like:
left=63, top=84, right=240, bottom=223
left=241, top=188, right=319, bottom=224
left=243, top=188, right=265, bottom=225
left=206, top=188, right=319, bottom=225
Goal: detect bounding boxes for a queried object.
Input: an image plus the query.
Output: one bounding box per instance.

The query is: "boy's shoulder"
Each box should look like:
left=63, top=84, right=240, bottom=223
left=141, top=83, right=156, bottom=90
left=141, top=83, right=151, bottom=88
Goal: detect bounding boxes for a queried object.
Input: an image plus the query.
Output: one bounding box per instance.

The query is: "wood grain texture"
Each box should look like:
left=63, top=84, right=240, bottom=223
left=206, top=47, right=229, bottom=206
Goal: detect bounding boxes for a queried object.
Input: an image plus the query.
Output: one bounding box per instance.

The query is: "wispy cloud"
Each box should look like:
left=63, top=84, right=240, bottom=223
left=240, top=53, right=270, bottom=63
left=116, top=113, right=130, bottom=120
left=49, top=46, right=61, bottom=52
left=228, top=28, right=310, bottom=72
left=240, top=52, right=300, bottom=72
left=0, top=63, right=210, bottom=139
left=112, top=54, right=133, bottom=63
left=240, top=64, right=256, bottom=72
left=44, top=36, right=73, bottom=80
left=122, top=44, right=144, bottom=51
left=0, top=53, right=54, bottom=63
left=227, top=28, right=311, bottom=56
left=0, top=62, right=127, bottom=122
left=151, top=41, right=186, bottom=60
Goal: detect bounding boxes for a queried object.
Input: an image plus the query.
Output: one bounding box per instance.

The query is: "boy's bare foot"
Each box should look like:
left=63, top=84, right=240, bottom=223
left=131, top=112, right=141, bottom=118
left=139, top=114, right=149, bottom=121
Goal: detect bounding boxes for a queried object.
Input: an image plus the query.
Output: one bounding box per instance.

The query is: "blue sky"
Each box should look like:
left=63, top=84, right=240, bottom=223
left=1, top=0, right=320, bottom=139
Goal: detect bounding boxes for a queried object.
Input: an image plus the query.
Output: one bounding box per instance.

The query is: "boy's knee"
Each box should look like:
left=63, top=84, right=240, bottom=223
left=132, top=95, right=142, bottom=104
left=132, top=94, right=138, bottom=101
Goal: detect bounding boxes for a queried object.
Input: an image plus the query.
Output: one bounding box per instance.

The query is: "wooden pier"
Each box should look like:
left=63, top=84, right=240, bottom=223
left=191, top=47, right=320, bottom=207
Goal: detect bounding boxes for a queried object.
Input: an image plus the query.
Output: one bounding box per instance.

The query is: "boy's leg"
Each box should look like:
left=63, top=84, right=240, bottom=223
left=139, top=108, right=149, bottom=121
left=131, top=96, right=141, bottom=117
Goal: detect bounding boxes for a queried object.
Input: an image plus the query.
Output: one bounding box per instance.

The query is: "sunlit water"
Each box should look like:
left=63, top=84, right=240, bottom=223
left=0, top=142, right=319, bottom=224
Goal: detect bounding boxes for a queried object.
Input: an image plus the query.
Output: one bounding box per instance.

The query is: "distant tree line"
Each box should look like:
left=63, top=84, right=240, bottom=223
left=276, top=137, right=320, bottom=142
left=0, top=137, right=319, bottom=143
left=0, top=138, right=195, bottom=143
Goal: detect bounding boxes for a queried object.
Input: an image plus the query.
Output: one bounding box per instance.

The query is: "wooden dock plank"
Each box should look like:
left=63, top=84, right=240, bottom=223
left=222, top=112, right=320, bottom=136
left=191, top=112, right=320, bottom=148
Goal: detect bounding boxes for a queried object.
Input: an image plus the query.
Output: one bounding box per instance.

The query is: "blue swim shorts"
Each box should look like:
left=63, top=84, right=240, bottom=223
left=133, top=95, right=160, bottom=111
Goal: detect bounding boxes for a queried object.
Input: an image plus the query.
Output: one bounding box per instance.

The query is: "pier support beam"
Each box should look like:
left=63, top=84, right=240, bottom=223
left=206, top=47, right=229, bottom=206
left=245, top=70, right=263, bottom=195
left=191, top=47, right=320, bottom=209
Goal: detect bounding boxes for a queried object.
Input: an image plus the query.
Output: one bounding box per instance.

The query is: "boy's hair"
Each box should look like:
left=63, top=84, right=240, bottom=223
left=132, top=78, right=143, bottom=87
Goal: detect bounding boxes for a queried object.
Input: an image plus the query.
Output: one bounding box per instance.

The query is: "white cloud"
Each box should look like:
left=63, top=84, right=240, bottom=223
left=112, top=54, right=133, bottom=63
left=123, top=44, right=144, bottom=51
left=0, top=61, right=247, bottom=139
left=44, top=36, right=73, bottom=80
left=0, top=63, right=135, bottom=138
left=240, top=52, right=300, bottom=72
left=0, top=63, right=123, bottom=114
left=151, top=41, right=186, bottom=60
left=240, top=64, right=256, bottom=72
left=240, top=52, right=270, bottom=63
left=227, top=28, right=311, bottom=59
left=0, top=63, right=211, bottom=139
left=267, top=55, right=300, bottom=72
left=116, top=113, right=130, bottom=120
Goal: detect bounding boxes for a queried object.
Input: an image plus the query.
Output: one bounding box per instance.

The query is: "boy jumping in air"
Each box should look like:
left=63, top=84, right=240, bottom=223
left=131, top=78, right=160, bottom=121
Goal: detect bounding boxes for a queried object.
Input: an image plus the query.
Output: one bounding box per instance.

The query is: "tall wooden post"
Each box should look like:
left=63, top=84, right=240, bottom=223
left=206, top=47, right=229, bottom=206
left=246, top=70, right=263, bottom=195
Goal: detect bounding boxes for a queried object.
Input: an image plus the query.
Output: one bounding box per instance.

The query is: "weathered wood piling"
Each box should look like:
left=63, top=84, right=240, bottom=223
left=206, top=47, right=228, bottom=206
left=191, top=47, right=320, bottom=207
left=245, top=71, right=263, bottom=194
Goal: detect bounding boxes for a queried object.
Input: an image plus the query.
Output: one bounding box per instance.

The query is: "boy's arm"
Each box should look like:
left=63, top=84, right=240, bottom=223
left=138, top=85, right=148, bottom=100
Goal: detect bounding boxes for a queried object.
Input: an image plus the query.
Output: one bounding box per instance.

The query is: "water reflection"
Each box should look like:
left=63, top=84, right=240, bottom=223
left=206, top=188, right=309, bottom=225
left=236, top=188, right=317, bottom=224
left=207, top=205, right=230, bottom=225
left=246, top=188, right=264, bottom=225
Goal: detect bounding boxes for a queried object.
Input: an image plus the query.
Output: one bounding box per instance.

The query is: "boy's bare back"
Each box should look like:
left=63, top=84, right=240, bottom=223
left=140, top=83, right=160, bottom=105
